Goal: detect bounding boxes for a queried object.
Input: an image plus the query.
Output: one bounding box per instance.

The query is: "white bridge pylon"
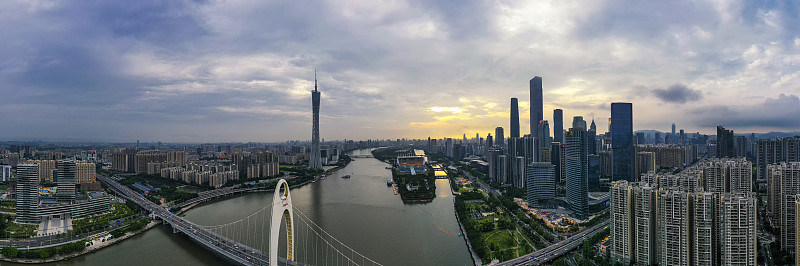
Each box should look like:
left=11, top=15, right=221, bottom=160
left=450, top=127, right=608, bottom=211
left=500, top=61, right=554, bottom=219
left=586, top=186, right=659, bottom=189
left=270, top=179, right=295, bottom=266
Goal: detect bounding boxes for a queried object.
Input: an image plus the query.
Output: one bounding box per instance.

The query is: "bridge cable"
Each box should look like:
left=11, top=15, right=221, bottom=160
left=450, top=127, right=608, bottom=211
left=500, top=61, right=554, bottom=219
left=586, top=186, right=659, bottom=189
left=294, top=207, right=382, bottom=266
left=294, top=210, right=376, bottom=266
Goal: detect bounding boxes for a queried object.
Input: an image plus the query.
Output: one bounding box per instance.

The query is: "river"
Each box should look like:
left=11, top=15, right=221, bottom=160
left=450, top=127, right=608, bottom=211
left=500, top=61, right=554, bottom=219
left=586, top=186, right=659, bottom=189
left=15, top=148, right=473, bottom=265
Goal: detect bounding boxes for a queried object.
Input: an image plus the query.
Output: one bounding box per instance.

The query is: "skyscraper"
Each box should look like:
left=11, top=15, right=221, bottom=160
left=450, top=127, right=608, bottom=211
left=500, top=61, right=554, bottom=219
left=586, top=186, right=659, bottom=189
left=16, top=164, right=39, bottom=224
left=553, top=109, right=564, bottom=144
left=495, top=127, right=505, bottom=150
left=693, top=192, right=718, bottom=266
left=589, top=119, right=597, bottom=155
left=510, top=98, right=520, bottom=138
left=658, top=189, right=691, bottom=266
left=566, top=128, right=588, bottom=219
left=530, top=76, right=543, bottom=139
left=610, top=180, right=633, bottom=264
left=537, top=121, right=551, bottom=161
left=611, top=102, right=634, bottom=182
left=527, top=162, right=555, bottom=208
left=486, top=134, right=494, bottom=154
left=633, top=183, right=658, bottom=265
left=551, top=142, right=565, bottom=184
left=720, top=193, right=757, bottom=265
left=572, top=116, right=587, bottom=131
left=717, top=126, right=734, bottom=158
left=57, top=161, right=77, bottom=202
left=487, top=147, right=503, bottom=183
left=672, top=123, right=676, bottom=135
left=309, top=72, right=322, bottom=169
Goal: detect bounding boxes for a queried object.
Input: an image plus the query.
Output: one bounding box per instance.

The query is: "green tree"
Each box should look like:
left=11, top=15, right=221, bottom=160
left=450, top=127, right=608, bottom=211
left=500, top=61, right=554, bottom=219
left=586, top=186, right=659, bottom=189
left=1, top=246, right=19, bottom=258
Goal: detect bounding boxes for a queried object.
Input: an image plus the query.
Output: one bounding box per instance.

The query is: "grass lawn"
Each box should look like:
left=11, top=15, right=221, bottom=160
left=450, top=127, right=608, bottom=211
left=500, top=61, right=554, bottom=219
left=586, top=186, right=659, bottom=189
left=483, top=227, right=536, bottom=263
left=4, top=222, right=38, bottom=238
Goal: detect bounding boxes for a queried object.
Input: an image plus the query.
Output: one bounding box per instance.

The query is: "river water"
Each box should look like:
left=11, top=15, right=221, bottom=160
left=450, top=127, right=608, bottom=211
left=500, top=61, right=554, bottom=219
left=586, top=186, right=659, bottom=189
left=15, top=148, right=472, bottom=266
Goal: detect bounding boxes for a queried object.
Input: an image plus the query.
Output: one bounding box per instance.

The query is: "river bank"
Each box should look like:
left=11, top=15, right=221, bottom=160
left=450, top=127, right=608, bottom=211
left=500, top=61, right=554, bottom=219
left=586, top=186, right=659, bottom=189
left=0, top=220, right=161, bottom=264
left=454, top=197, right=483, bottom=266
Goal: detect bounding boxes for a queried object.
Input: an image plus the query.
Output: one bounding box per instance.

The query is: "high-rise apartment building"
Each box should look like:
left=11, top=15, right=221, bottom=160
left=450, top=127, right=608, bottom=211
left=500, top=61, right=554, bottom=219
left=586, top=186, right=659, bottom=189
left=633, top=183, right=658, bottom=265
left=167, top=151, right=188, bottom=166
left=757, top=139, right=782, bottom=180
left=611, top=103, right=634, bottom=181
left=75, top=161, right=97, bottom=184
left=727, top=158, right=752, bottom=194
left=27, top=160, right=56, bottom=183
left=767, top=162, right=796, bottom=232
left=658, top=189, right=691, bottom=266
left=720, top=193, right=757, bottom=265
left=134, top=151, right=166, bottom=174
left=636, top=152, right=656, bottom=180
left=734, top=136, right=748, bottom=158
left=638, top=146, right=685, bottom=168
left=526, top=162, right=555, bottom=208
left=610, top=180, right=632, bottom=264
left=510, top=98, right=520, bottom=138
left=772, top=162, right=800, bottom=251
left=693, top=192, right=719, bottom=265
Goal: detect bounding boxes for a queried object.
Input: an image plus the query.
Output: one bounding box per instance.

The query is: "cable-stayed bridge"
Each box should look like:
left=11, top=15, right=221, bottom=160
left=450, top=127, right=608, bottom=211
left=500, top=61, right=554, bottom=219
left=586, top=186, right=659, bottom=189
left=100, top=176, right=381, bottom=266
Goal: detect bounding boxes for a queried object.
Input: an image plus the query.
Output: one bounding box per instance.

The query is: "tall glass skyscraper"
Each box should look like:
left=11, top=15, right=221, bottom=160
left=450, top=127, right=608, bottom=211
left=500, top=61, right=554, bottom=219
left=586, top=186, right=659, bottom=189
left=553, top=109, right=564, bottom=143
left=611, top=102, right=634, bottom=181
left=566, top=128, right=588, bottom=219
left=495, top=127, right=505, bottom=150
left=57, top=161, right=77, bottom=202
left=530, top=76, right=543, bottom=140
left=510, top=98, right=520, bottom=138
left=16, top=164, right=39, bottom=224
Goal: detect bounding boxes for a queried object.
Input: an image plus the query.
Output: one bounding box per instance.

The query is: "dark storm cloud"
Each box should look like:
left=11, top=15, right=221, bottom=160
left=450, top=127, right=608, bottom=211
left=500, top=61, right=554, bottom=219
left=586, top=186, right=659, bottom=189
left=692, top=94, right=800, bottom=129
left=651, top=84, right=703, bottom=104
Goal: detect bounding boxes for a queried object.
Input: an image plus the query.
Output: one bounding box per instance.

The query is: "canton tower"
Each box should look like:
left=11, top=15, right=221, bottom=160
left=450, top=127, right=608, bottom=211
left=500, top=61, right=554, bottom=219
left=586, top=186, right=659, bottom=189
left=309, top=71, right=322, bottom=169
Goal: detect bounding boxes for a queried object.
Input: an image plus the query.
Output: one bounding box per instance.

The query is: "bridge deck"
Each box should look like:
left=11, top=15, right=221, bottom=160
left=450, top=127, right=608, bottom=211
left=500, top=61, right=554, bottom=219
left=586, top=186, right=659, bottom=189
left=100, top=176, right=299, bottom=266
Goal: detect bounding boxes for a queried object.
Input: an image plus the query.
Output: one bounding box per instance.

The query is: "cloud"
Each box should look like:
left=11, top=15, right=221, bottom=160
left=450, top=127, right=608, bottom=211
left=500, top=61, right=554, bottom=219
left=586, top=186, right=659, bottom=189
left=651, top=84, right=704, bottom=104
left=691, top=93, right=800, bottom=129
left=1, top=0, right=800, bottom=141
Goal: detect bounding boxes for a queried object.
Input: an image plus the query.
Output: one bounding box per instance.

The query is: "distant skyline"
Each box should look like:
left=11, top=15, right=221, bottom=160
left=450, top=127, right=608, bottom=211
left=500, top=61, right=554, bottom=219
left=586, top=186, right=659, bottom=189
left=1, top=1, right=800, bottom=142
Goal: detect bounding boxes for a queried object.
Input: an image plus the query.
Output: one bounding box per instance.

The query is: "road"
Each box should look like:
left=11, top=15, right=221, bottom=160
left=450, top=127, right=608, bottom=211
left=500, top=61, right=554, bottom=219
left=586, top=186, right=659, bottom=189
left=499, top=220, right=610, bottom=265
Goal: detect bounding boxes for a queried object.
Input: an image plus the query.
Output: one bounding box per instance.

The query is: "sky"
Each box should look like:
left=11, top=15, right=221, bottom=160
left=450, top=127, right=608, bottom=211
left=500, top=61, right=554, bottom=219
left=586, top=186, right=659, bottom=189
left=1, top=0, right=800, bottom=143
